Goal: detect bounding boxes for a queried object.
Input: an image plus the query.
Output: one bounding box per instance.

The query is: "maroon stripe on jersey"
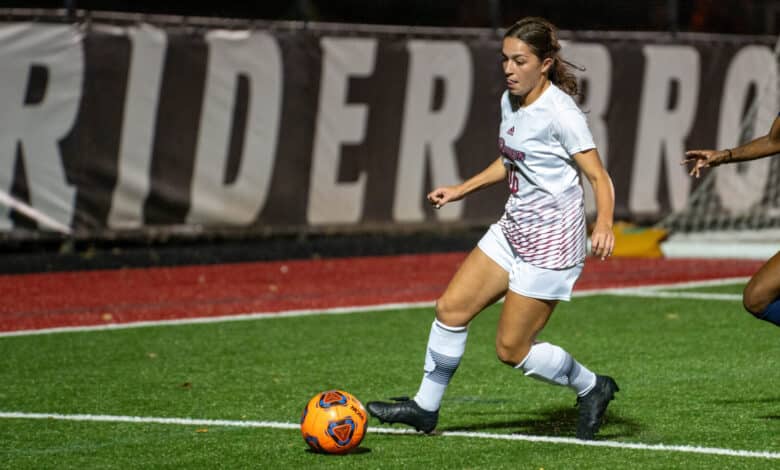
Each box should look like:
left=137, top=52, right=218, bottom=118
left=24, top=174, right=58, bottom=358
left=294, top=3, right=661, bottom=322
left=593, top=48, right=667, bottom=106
left=499, top=185, right=586, bottom=269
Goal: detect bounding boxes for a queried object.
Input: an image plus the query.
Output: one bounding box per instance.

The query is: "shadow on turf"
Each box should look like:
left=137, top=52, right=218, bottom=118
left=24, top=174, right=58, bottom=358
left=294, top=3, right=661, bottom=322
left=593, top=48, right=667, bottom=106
left=710, top=397, right=780, bottom=421
left=711, top=396, right=780, bottom=405
left=305, top=447, right=372, bottom=456
left=440, top=406, right=641, bottom=439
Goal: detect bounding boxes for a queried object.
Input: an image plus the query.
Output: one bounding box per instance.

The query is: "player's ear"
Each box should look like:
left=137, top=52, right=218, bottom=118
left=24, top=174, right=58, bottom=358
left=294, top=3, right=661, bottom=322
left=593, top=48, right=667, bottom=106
left=541, top=57, right=553, bottom=74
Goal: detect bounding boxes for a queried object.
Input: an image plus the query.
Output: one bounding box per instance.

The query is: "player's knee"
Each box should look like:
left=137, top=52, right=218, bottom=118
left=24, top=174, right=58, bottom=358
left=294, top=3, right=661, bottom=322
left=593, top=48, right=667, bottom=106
left=742, top=284, right=768, bottom=317
left=434, top=297, right=468, bottom=327
left=495, top=336, right=530, bottom=366
left=433, top=298, right=453, bottom=323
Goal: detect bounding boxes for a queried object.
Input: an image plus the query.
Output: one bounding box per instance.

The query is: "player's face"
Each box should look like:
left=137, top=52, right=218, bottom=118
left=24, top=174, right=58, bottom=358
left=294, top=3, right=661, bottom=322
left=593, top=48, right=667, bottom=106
left=501, top=37, right=551, bottom=96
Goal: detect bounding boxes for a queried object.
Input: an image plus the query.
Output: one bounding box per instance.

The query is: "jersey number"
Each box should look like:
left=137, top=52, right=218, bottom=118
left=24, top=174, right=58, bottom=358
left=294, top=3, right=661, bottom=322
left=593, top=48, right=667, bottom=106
left=507, top=167, right=519, bottom=194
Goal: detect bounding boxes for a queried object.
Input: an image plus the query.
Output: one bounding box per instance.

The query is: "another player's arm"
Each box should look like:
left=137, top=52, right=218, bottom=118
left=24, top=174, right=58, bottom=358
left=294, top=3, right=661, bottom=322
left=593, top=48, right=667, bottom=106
left=573, top=148, right=615, bottom=260
left=684, top=115, right=780, bottom=178
left=427, top=156, right=507, bottom=209
left=725, top=116, right=780, bottom=162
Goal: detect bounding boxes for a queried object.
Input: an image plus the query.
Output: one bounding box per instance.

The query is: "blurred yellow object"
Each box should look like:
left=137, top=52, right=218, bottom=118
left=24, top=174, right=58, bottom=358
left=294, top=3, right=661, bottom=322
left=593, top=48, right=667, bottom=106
left=609, top=221, right=668, bottom=258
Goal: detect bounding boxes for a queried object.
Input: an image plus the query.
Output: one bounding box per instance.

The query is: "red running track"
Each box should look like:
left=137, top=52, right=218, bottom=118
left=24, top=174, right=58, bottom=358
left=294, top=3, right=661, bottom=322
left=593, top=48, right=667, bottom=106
left=0, top=254, right=764, bottom=333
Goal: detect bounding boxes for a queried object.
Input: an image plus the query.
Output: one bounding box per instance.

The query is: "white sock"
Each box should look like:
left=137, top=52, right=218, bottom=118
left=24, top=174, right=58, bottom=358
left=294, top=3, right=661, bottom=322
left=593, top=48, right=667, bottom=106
left=516, top=342, right=596, bottom=397
left=413, top=319, right=468, bottom=412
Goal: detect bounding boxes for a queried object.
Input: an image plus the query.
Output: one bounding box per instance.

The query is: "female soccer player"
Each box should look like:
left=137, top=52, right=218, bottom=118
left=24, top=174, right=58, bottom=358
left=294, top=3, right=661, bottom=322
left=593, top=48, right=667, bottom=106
left=683, top=114, right=780, bottom=327
left=367, top=17, right=618, bottom=440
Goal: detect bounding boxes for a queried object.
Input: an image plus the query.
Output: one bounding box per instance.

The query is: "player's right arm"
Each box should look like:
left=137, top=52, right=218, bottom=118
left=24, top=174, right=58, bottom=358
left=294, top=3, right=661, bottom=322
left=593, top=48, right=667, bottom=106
left=683, top=115, right=780, bottom=178
left=427, top=156, right=506, bottom=209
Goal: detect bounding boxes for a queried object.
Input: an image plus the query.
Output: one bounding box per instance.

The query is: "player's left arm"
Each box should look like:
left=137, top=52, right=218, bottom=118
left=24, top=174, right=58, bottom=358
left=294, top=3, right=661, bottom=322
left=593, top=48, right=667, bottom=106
left=574, top=148, right=615, bottom=260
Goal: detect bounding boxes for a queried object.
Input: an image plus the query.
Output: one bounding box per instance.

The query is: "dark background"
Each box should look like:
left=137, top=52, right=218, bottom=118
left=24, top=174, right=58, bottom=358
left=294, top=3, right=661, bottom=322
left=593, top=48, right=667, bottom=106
left=0, top=0, right=775, bottom=272
left=3, top=0, right=778, bottom=35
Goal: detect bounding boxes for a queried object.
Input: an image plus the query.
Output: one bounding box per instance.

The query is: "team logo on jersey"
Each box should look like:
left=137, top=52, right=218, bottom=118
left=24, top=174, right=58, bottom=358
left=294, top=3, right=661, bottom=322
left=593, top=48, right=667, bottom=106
left=498, top=137, right=525, bottom=162
left=507, top=126, right=515, bottom=136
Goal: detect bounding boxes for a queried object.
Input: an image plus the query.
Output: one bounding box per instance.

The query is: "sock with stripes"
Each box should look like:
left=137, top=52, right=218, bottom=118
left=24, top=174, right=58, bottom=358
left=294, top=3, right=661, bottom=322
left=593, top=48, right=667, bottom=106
left=413, top=319, right=468, bottom=412
left=516, top=342, right=597, bottom=397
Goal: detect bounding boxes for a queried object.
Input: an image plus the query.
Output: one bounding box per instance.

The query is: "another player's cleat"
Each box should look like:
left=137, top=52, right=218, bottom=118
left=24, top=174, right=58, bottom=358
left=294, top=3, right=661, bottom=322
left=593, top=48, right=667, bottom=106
left=366, top=396, right=439, bottom=433
left=575, top=375, right=619, bottom=440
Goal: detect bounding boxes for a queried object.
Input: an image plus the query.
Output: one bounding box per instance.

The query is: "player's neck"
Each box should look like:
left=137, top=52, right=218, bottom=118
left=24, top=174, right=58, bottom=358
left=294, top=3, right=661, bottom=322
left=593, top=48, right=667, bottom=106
left=520, top=78, right=550, bottom=107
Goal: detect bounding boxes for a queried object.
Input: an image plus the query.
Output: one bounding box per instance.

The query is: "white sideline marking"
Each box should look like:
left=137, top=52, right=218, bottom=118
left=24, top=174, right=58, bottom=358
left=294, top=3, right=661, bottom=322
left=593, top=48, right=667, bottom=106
left=0, top=277, right=751, bottom=338
left=1, top=411, right=778, bottom=460
left=0, top=301, right=435, bottom=338
left=575, top=276, right=750, bottom=296
left=598, top=291, right=742, bottom=301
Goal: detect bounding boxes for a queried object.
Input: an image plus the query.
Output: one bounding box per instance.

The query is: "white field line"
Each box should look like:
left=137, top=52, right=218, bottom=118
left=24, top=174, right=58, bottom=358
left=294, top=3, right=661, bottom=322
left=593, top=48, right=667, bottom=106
left=0, top=411, right=778, bottom=460
left=573, top=276, right=750, bottom=298
left=0, top=277, right=750, bottom=338
left=596, top=291, right=742, bottom=301
left=0, top=301, right=436, bottom=338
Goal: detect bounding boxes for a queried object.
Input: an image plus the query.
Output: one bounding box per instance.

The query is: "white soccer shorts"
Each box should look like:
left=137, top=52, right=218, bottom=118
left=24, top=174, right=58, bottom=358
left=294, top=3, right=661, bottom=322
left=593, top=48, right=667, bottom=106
left=477, top=223, right=583, bottom=301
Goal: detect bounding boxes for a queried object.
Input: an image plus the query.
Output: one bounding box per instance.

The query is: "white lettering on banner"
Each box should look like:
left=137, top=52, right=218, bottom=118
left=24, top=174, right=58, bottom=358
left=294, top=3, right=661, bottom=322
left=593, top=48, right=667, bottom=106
left=187, top=30, right=282, bottom=225
left=108, top=24, right=167, bottom=229
left=630, top=45, right=700, bottom=214
left=563, top=42, right=612, bottom=217
left=0, top=24, right=81, bottom=230
left=714, top=45, right=777, bottom=213
left=307, top=37, right=376, bottom=224
left=394, top=41, right=473, bottom=222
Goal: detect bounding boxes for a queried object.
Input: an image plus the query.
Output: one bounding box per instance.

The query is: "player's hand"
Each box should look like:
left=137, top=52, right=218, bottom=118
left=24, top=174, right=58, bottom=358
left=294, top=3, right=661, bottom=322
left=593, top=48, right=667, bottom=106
left=590, top=222, right=614, bottom=261
left=682, top=150, right=719, bottom=178
left=427, top=186, right=462, bottom=209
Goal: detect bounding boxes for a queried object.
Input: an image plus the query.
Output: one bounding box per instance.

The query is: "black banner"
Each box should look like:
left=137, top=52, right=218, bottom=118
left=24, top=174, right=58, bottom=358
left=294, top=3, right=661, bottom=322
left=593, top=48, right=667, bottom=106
left=0, top=19, right=776, bottom=239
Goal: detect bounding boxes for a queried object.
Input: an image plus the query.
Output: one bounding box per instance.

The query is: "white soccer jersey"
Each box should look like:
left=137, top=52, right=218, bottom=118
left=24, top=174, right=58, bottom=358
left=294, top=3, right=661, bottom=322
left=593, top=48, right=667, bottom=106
left=496, top=84, right=596, bottom=270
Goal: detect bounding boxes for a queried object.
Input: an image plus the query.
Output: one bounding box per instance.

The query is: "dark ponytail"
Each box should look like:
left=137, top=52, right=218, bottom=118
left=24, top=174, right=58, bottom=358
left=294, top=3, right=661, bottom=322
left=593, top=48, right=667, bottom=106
left=504, top=17, right=580, bottom=97
left=549, top=55, right=580, bottom=97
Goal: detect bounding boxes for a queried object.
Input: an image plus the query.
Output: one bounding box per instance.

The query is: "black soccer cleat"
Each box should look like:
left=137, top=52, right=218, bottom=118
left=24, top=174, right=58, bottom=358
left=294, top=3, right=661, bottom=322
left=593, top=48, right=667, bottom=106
left=366, top=396, right=439, bottom=434
left=575, top=375, right=619, bottom=440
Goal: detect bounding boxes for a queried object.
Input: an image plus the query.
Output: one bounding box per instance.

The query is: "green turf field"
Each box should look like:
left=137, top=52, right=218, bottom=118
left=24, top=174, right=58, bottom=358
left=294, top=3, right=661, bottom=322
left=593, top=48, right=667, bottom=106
left=1, top=282, right=779, bottom=469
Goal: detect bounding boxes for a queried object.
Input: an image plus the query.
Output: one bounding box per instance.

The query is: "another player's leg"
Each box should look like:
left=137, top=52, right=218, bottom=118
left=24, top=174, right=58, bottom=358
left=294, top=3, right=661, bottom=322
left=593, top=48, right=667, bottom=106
left=367, top=246, right=509, bottom=433
left=743, top=251, right=780, bottom=327
left=497, top=291, right=618, bottom=440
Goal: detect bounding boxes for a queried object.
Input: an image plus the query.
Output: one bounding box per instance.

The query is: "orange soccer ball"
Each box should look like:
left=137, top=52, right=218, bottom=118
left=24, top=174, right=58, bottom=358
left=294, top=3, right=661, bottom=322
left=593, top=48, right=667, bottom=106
left=300, top=390, right=368, bottom=454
